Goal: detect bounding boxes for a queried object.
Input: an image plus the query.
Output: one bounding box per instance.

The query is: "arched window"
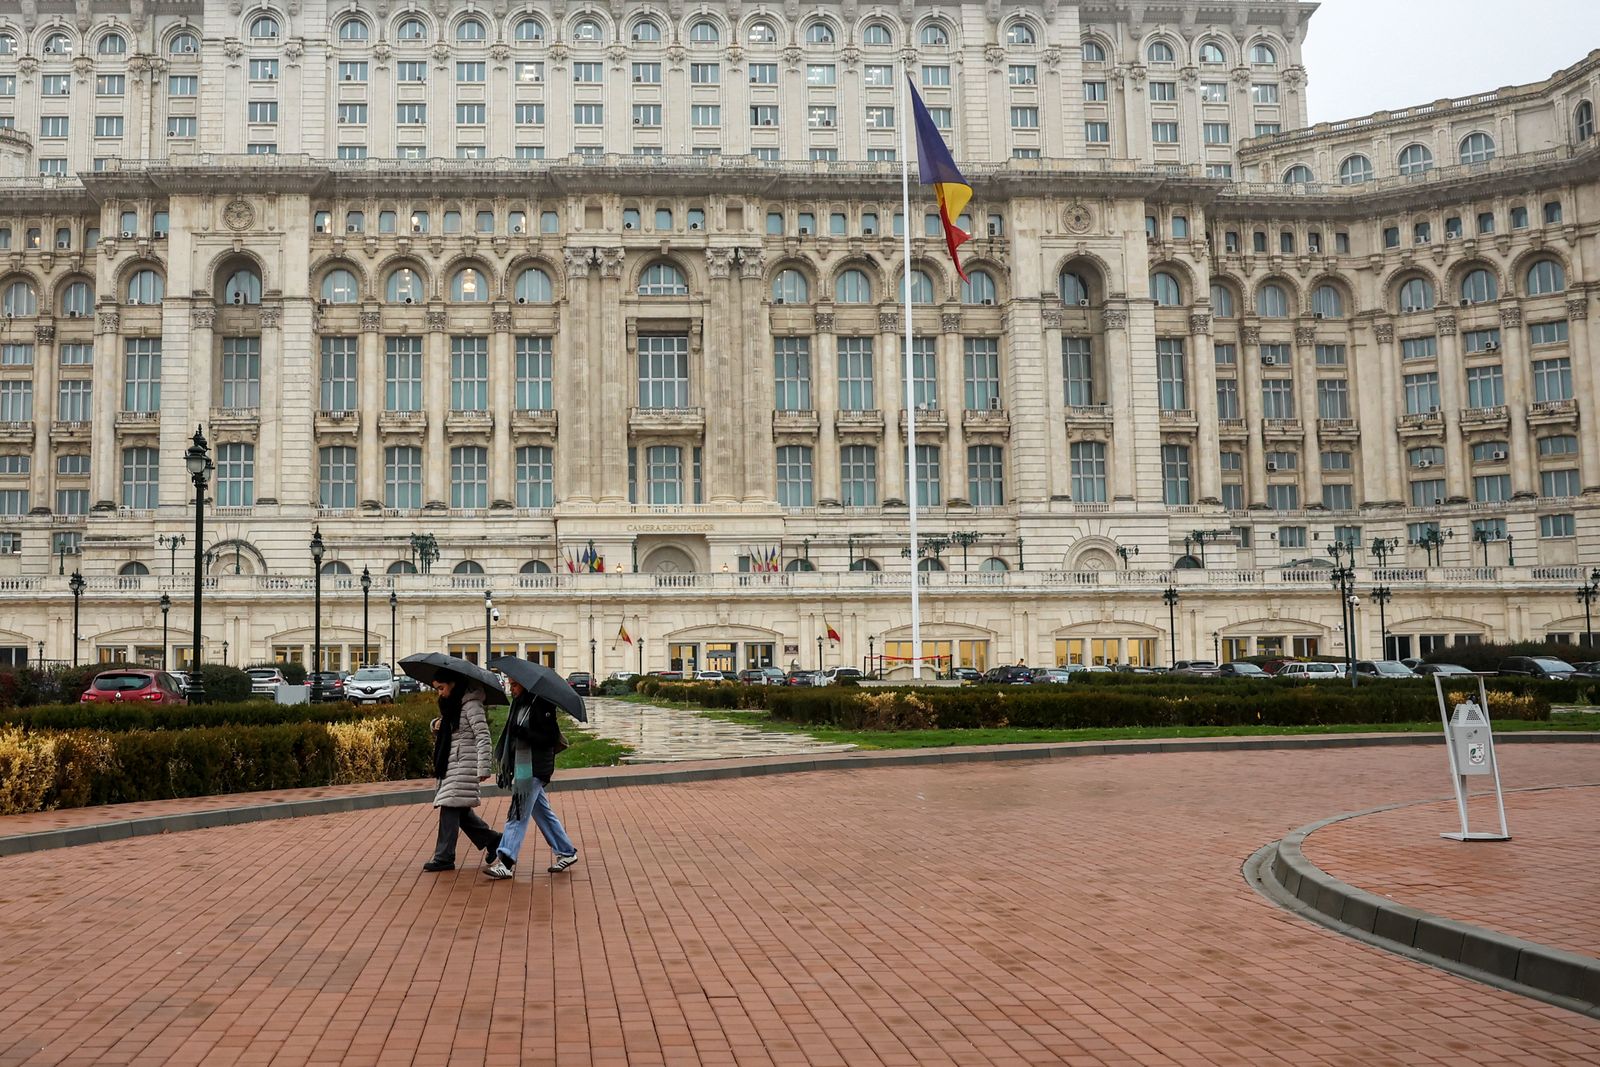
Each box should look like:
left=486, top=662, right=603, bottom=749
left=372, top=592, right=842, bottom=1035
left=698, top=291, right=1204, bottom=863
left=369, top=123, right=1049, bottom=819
left=979, top=557, right=1009, bottom=573
left=918, top=558, right=946, bottom=572
left=1526, top=259, right=1567, bottom=296
left=1082, top=40, right=1105, bottom=63
left=920, top=23, right=950, bottom=47
left=521, top=559, right=552, bottom=574
left=1311, top=285, right=1345, bottom=318
left=168, top=31, right=198, bottom=55
left=631, top=18, right=661, bottom=43
left=126, top=269, right=163, bottom=305
left=1397, top=143, right=1434, bottom=176
left=1257, top=283, right=1290, bottom=318
left=688, top=19, right=719, bottom=44
left=805, top=21, right=835, bottom=45
left=1198, top=41, right=1225, bottom=64
left=453, top=560, right=484, bottom=575
left=785, top=558, right=816, bottom=572
left=1282, top=164, right=1314, bottom=185
left=863, top=23, right=893, bottom=46
left=248, top=15, right=279, bottom=40
left=514, top=17, right=544, bottom=42
left=1459, top=132, right=1496, bottom=165
left=386, top=267, right=424, bottom=304
left=2, top=280, right=37, bottom=316
left=1460, top=268, right=1498, bottom=305
left=97, top=32, right=127, bottom=54
left=1150, top=271, right=1182, bottom=307
left=455, top=17, right=486, bottom=42
left=1060, top=271, right=1091, bottom=306
left=1399, top=277, right=1435, bottom=312
left=321, top=560, right=352, bottom=576
left=387, top=560, right=417, bottom=574
left=850, top=557, right=881, bottom=571
left=336, top=17, right=368, bottom=42
left=0, top=33, right=15, bottom=55
left=1249, top=41, right=1277, bottom=64
left=61, top=281, right=93, bottom=316
left=223, top=269, right=262, bottom=305
left=1147, top=40, right=1175, bottom=63
left=1007, top=21, right=1036, bottom=46
left=1576, top=101, right=1595, bottom=142
left=835, top=269, right=873, bottom=304
left=515, top=267, right=553, bottom=303
left=119, top=561, right=150, bottom=576
left=900, top=269, right=935, bottom=304
left=397, top=16, right=428, bottom=41
left=1338, top=154, right=1374, bottom=184
left=321, top=269, right=359, bottom=304
left=451, top=267, right=488, bottom=302
left=962, top=271, right=998, bottom=305
left=1210, top=284, right=1236, bottom=317
left=747, top=20, right=777, bottom=44
left=43, top=31, right=72, bottom=54
left=772, top=269, right=809, bottom=304
left=638, top=261, right=688, bottom=296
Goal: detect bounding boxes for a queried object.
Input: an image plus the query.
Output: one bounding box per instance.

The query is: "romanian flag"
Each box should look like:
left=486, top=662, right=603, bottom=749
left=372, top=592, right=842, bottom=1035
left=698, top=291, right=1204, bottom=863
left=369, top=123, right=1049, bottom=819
left=908, top=76, right=973, bottom=281
left=826, top=624, right=842, bottom=644
left=617, top=624, right=632, bottom=646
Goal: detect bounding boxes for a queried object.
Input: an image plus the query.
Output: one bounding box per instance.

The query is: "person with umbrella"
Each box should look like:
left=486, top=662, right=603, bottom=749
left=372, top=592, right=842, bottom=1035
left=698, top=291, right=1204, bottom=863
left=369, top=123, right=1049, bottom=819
left=400, top=653, right=505, bottom=872
left=485, top=657, right=582, bottom=878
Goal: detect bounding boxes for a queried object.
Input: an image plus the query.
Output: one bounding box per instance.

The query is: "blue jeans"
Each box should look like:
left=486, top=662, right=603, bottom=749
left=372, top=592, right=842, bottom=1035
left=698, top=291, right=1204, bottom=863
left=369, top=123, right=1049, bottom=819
left=498, top=777, right=575, bottom=865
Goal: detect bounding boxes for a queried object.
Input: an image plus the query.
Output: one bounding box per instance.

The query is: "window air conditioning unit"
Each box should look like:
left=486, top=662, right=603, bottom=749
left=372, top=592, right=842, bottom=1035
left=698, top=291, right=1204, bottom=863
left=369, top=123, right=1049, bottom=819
left=1403, top=305, right=1416, bottom=313
left=1428, top=405, right=1440, bottom=415
left=632, top=119, right=642, bottom=126
left=515, top=296, right=527, bottom=305
left=981, top=298, right=994, bottom=305
left=232, top=292, right=243, bottom=305
left=859, top=226, right=872, bottom=236
left=512, top=225, right=523, bottom=234
left=1078, top=299, right=1090, bottom=307
left=1491, top=450, right=1508, bottom=461
left=689, top=221, right=702, bottom=230
left=316, top=223, right=327, bottom=234
left=987, top=223, right=1000, bottom=237
left=183, top=45, right=196, bottom=54
left=67, top=309, right=79, bottom=318
left=56, top=240, right=69, bottom=249
left=633, top=75, right=644, bottom=83
left=1266, top=462, right=1278, bottom=472
left=1313, top=312, right=1324, bottom=319
left=1484, top=341, right=1499, bottom=351
left=344, top=75, right=353, bottom=81
left=403, top=296, right=414, bottom=305
left=1418, top=459, right=1433, bottom=468
left=1415, top=234, right=1429, bottom=244
left=1460, top=298, right=1471, bottom=307
left=411, top=224, right=422, bottom=233
left=121, top=229, right=134, bottom=238
left=347, top=224, right=359, bottom=233
left=798, top=226, right=811, bottom=236
left=988, top=396, right=1002, bottom=411
left=624, top=221, right=635, bottom=229
left=1262, top=355, right=1276, bottom=366
left=1434, top=497, right=1444, bottom=505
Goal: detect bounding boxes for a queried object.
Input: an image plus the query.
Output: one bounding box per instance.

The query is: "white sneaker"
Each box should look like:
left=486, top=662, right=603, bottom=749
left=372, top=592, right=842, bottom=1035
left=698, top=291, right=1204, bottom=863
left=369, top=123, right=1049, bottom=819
left=548, top=852, right=579, bottom=873
left=485, top=860, right=514, bottom=879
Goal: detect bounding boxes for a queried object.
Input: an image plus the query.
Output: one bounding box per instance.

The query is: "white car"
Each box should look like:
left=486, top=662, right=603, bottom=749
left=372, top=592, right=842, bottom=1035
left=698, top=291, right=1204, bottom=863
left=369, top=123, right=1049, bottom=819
left=695, top=670, right=727, bottom=682
left=1275, top=662, right=1345, bottom=679
left=345, top=667, right=396, bottom=704
left=248, top=667, right=286, bottom=695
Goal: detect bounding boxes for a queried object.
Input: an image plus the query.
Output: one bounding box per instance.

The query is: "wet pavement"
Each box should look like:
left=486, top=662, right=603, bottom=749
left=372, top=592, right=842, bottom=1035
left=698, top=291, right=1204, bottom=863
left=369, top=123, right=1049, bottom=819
left=583, top=695, right=857, bottom=762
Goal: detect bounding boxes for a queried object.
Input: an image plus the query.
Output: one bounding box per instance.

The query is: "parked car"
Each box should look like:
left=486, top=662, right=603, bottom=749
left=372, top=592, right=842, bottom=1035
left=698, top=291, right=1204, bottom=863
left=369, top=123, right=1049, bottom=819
left=307, top=671, right=345, bottom=702
left=650, top=670, right=685, bottom=681
left=981, top=665, right=1035, bottom=685
left=1415, top=663, right=1474, bottom=676
left=1216, top=662, right=1269, bottom=679
left=1275, top=661, right=1345, bottom=679
left=567, top=671, right=594, bottom=695
left=1571, top=662, right=1600, bottom=676
left=606, top=671, right=637, bottom=683
left=783, top=669, right=815, bottom=687
left=1170, top=660, right=1220, bottom=676
left=1032, top=667, right=1078, bottom=684
left=1355, top=660, right=1419, bottom=679
left=819, top=667, right=863, bottom=685
left=949, top=666, right=983, bottom=683
left=395, top=673, right=423, bottom=696
left=1499, top=656, right=1595, bottom=680
left=695, top=670, right=727, bottom=682
left=1111, top=664, right=1162, bottom=675
left=80, top=668, right=188, bottom=705
left=248, top=667, right=287, bottom=696
left=345, top=667, right=395, bottom=704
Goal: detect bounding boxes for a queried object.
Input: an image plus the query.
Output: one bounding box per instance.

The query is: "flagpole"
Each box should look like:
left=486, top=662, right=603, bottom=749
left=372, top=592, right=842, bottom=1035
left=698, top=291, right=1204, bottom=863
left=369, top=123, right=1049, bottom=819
left=899, top=60, right=922, bottom=681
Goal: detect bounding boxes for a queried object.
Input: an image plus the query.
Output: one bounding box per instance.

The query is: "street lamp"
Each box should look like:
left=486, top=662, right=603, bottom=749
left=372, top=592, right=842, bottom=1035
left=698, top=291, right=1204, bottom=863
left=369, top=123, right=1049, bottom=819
left=1412, top=525, right=1452, bottom=567
left=868, top=634, right=876, bottom=677
left=1577, top=569, right=1600, bottom=651
left=1368, top=536, right=1400, bottom=569
left=589, top=636, right=597, bottom=679
left=484, top=589, right=494, bottom=663
left=1327, top=540, right=1360, bottom=688
left=1472, top=526, right=1497, bottom=567
left=1212, top=630, right=1221, bottom=663
left=388, top=590, right=398, bottom=686
left=1161, top=585, right=1180, bottom=668
left=68, top=570, right=85, bottom=667
left=184, top=425, right=212, bottom=703
left=157, top=533, right=186, bottom=575
left=1370, top=585, right=1392, bottom=659
left=949, top=531, right=981, bottom=572
left=222, top=639, right=229, bottom=666
left=309, top=527, right=325, bottom=673
left=360, top=566, right=372, bottom=670
left=159, top=592, right=171, bottom=671
left=817, top=634, right=824, bottom=672
left=1115, top=543, right=1139, bottom=569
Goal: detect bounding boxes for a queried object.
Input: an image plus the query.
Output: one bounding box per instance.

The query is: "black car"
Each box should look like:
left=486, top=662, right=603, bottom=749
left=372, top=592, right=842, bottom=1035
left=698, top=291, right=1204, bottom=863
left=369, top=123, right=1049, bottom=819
left=949, top=667, right=983, bottom=683
left=567, top=671, right=593, bottom=696
left=1499, top=656, right=1593, bottom=680
left=1216, top=662, right=1268, bottom=678
left=395, top=673, right=423, bottom=695
left=981, top=665, right=1034, bottom=685
left=783, top=669, right=815, bottom=687
left=308, top=671, right=345, bottom=702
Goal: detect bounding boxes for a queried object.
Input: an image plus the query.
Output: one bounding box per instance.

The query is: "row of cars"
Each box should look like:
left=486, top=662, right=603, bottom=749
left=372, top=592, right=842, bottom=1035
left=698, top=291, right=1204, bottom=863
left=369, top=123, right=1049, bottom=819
left=77, top=665, right=427, bottom=706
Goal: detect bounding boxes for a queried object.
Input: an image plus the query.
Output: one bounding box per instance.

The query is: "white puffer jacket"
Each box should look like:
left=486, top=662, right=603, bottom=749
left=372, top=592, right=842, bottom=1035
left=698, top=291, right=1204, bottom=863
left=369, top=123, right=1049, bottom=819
left=433, top=687, right=494, bottom=808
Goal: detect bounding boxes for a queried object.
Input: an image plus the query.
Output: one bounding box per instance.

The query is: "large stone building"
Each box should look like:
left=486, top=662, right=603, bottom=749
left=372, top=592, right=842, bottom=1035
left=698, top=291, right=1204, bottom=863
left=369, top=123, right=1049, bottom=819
left=0, top=0, right=1595, bottom=676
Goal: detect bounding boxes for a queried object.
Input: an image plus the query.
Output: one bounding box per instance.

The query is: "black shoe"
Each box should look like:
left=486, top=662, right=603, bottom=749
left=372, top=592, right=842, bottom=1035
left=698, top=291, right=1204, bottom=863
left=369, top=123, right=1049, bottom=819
left=548, top=852, right=579, bottom=874
left=422, top=859, right=455, bottom=872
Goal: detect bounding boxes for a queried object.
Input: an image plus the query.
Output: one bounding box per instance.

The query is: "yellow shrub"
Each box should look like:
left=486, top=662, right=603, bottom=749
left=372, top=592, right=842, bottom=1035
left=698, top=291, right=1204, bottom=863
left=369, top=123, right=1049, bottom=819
left=857, top=691, right=938, bottom=731
left=1448, top=691, right=1541, bottom=721
left=329, top=716, right=407, bottom=784
left=0, top=726, right=57, bottom=815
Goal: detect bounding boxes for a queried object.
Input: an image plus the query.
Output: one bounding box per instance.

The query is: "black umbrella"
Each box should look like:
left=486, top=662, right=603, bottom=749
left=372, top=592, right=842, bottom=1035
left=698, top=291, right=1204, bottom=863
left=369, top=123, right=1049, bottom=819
left=398, top=652, right=508, bottom=706
left=488, top=656, right=587, bottom=721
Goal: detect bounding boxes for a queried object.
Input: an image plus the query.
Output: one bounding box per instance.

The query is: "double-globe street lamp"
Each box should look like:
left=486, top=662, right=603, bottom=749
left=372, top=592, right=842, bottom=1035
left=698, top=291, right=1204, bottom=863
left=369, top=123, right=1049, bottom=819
left=310, top=527, right=325, bottom=674
left=1161, top=585, right=1180, bottom=668
left=1577, top=569, right=1600, bottom=651
left=68, top=570, right=85, bottom=667
left=1327, top=541, right=1360, bottom=688
left=184, top=426, right=213, bottom=703
left=159, top=592, right=171, bottom=671
left=360, top=566, right=372, bottom=670
left=389, top=590, right=398, bottom=688
left=1370, top=585, right=1393, bottom=660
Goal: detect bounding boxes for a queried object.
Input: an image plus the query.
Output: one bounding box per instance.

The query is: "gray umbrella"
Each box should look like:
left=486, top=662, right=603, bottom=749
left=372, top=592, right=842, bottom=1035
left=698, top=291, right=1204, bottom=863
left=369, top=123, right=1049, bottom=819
left=398, top=652, right=508, bottom=706
left=488, top=656, right=587, bottom=721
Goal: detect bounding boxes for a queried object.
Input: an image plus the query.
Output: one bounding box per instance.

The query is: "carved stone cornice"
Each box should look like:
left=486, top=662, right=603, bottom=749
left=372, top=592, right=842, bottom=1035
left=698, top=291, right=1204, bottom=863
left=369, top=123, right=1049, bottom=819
left=737, top=247, right=765, bottom=280
left=598, top=247, right=625, bottom=280
left=1041, top=309, right=1063, bottom=329
left=34, top=324, right=53, bottom=344
left=705, top=248, right=733, bottom=280
left=940, top=312, right=962, bottom=334
left=563, top=247, right=592, bottom=279
left=259, top=305, right=281, bottom=329
left=98, top=310, right=120, bottom=333
left=878, top=311, right=900, bottom=333
left=813, top=311, right=835, bottom=331
left=491, top=310, right=513, bottom=332
left=189, top=307, right=212, bottom=329
left=1293, top=325, right=1315, bottom=346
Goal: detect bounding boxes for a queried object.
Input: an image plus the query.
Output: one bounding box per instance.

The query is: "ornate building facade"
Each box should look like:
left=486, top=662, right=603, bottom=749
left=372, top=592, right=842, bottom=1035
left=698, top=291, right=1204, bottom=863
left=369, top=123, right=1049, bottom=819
left=0, top=0, right=1594, bottom=676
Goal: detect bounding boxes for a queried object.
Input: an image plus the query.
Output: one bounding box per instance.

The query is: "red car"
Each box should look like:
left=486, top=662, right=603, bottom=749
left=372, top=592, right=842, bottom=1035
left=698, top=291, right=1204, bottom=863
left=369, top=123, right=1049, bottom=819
left=80, top=668, right=188, bottom=705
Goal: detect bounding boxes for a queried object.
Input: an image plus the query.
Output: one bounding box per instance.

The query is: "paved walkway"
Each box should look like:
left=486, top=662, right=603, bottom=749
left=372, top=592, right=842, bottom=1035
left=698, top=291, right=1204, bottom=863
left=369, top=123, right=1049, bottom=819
left=2, top=743, right=1598, bottom=1065
left=583, top=696, right=857, bottom=762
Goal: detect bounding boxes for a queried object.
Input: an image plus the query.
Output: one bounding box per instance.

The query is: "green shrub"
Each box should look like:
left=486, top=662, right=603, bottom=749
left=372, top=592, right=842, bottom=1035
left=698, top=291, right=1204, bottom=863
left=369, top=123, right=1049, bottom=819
left=247, top=660, right=307, bottom=685
left=1421, top=640, right=1593, bottom=673
left=1, top=699, right=412, bottom=733
left=196, top=664, right=253, bottom=703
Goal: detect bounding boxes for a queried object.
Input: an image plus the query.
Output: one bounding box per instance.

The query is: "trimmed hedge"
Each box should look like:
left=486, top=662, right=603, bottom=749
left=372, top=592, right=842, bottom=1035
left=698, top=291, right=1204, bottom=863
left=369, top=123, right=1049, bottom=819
left=1421, top=640, right=1595, bottom=673
left=249, top=660, right=307, bottom=685
left=1, top=698, right=413, bottom=733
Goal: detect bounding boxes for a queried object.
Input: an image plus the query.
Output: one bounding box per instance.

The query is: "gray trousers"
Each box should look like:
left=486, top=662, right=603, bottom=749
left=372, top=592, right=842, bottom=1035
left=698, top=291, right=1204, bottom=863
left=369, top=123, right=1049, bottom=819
left=433, top=805, right=500, bottom=864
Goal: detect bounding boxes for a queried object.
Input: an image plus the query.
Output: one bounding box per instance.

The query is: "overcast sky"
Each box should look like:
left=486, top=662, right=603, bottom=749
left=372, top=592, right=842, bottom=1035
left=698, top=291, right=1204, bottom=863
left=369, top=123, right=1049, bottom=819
left=1302, top=0, right=1600, bottom=123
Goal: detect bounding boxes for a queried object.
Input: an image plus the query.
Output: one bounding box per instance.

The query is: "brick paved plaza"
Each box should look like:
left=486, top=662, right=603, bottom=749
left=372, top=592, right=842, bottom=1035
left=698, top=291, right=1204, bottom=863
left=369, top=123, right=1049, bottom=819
left=2, top=743, right=1598, bottom=1066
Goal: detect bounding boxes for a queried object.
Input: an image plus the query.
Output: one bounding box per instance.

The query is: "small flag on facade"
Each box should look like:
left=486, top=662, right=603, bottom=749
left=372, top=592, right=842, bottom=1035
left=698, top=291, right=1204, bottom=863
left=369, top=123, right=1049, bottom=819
left=618, top=623, right=632, bottom=645
left=826, top=624, right=842, bottom=643
left=907, top=75, right=973, bottom=281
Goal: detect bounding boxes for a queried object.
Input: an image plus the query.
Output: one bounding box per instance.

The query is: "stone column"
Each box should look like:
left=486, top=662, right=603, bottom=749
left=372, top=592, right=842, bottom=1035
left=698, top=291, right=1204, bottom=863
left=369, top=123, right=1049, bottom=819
left=1191, top=313, right=1221, bottom=504
left=1371, top=320, right=1404, bottom=506
left=1240, top=324, right=1267, bottom=507
left=596, top=248, right=627, bottom=503
left=1496, top=305, right=1537, bottom=498
left=90, top=309, right=120, bottom=507
left=1434, top=313, right=1467, bottom=500
left=1293, top=324, right=1322, bottom=507
left=940, top=312, right=967, bottom=505
left=1103, top=305, right=1139, bottom=501
left=423, top=308, right=448, bottom=507
left=256, top=305, right=283, bottom=502
left=739, top=248, right=769, bottom=503
left=358, top=310, right=382, bottom=505
left=489, top=307, right=514, bottom=505
left=814, top=311, right=840, bottom=503
left=1001, top=302, right=1049, bottom=506
left=878, top=309, right=905, bottom=503
left=1040, top=308, right=1070, bottom=501
left=1565, top=297, right=1600, bottom=492
left=29, top=324, right=55, bottom=510
left=704, top=248, right=738, bottom=504
left=559, top=248, right=593, bottom=502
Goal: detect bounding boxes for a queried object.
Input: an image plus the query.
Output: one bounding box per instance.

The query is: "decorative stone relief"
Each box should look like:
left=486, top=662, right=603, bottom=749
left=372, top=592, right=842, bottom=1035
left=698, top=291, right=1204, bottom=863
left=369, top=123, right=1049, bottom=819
left=98, top=311, right=120, bottom=333
left=72, top=55, right=92, bottom=82
left=17, top=56, right=37, bottom=82
left=1189, top=313, right=1211, bottom=335
left=491, top=310, right=513, bottom=332
left=1241, top=325, right=1261, bottom=343
left=940, top=313, right=962, bottom=333
left=223, top=199, right=255, bottom=231
left=1498, top=306, right=1522, bottom=327
left=705, top=248, right=733, bottom=279
left=1375, top=322, right=1395, bottom=343
left=598, top=247, right=625, bottom=279
left=667, top=44, right=688, bottom=69
left=984, top=44, right=1005, bottom=71
left=1104, top=309, right=1128, bottom=330
left=190, top=308, right=212, bottom=329
left=283, top=38, right=304, bottom=66
left=1294, top=326, right=1316, bottom=346
left=1042, top=47, right=1061, bottom=70
left=430, top=42, right=451, bottom=69
left=781, top=45, right=802, bottom=71
left=34, top=324, right=53, bottom=344
left=1434, top=314, right=1457, bottom=335
left=1062, top=202, right=1093, bottom=234
left=547, top=43, right=569, bottom=69
left=878, top=311, right=900, bottom=333
left=738, top=247, right=765, bottom=280
left=359, top=311, right=381, bottom=331
left=371, top=41, right=392, bottom=68
left=1041, top=309, right=1063, bottom=329
left=1566, top=297, right=1589, bottom=320
left=260, top=306, right=281, bottom=329
left=425, top=310, right=448, bottom=331
left=813, top=311, right=835, bottom=331
left=222, top=38, right=243, bottom=65
left=563, top=247, right=592, bottom=278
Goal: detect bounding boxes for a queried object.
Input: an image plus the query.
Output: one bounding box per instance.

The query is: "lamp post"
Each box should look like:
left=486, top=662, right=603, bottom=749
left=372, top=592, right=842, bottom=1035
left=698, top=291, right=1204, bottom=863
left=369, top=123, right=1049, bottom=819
left=1368, top=536, right=1400, bottom=569
left=36, top=640, right=43, bottom=665
left=1413, top=525, right=1451, bottom=567
left=949, top=530, right=981, bottom=572
left=816, top=635, right=824, bottom=672
left=1371, top=585, right=1392, bottom=659
left=309, top=527, right=325, bottom=674
left=1506, top=534, right=1515, bottom=567
left=1162, top=585, right=1180, bottom=668
left=484, top=589, right=494, bottom=663
left=589, top=636, right=597, bottom=679
left=638, top=637, right=644, bottom=675
left=1327, top=540, right=1360, bottom=688
left=408, top=532, right=439, bottom=574
left=1212, top=630, right=1221, bottom=663
left=157, top=533, right=186, bottom=575
left=184, top=426, right=212, bottom=703
left=868, top=634, right=876, bottom=677
left=360, top=566, right=372, bottom=670
left=1578, top=569, right=1600, bottom=650
left=1115, top=543, right=1139, bottom=569
left=1472, top=526, right=1495, bottom=567
left=159, top=593, right=171, bottom=671
left=222, top=639, right=229, bottom=666
left=388, top=590, right=397, bottom=686
left=68, top=570, right=85, bottom=667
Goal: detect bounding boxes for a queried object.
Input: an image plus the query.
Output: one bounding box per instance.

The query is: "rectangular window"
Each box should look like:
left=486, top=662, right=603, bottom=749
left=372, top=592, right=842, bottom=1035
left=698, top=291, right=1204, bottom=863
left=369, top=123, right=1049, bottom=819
left=807, top=64, right=837, bottom=86
left=1532, top=358, right=1573, bottom=402
left=456, top=102, right=486, bottom=125
left=774, top=337, right=812, bottom=411
left=39, top=115, right=69, bottom=138
left=1149, top=81, right=1177, bottom=101
left=167, top=116, right=197, bottom=138
left=247, top=101, right=278, bottom=123
left=515, top=446, right=554, bottom=509
left=57, top=379, right=91, bottom=422
left=1161, top=445, right=1191, bottom=505
left=840, top=445, right=878, bottom=506
left=318, top=445, right=357, bottom=509
left=384, top=446, right=422, bottom=509
left=56, top=454, right=89, bottom=476
left=962, top=337, right=999, bottom=411
left=512, top=102, right=545, bottom=126
left=1471, top=474, right=1511, bottom=504
left=1254, top=122, right=1281, bottom=136
left=1541, top=513, right=1576, bottom=538
left=1277, top=526, right=1307, bottom=549
left=0, top=454, right=28, bottom=474
left=337, top=103, right=366, bottom=125
left=632, top=103, right=661, bottom=128
left=808, top=105, right=837, bottom=128
left=837, top=338, right=875, bottom=411
left=1263, top=378, right=1295, bottom=420
left=397, top=61, right=427, bottom=82
left=1085, top=122, right=1110, bottom=144
left=1541, top=468, right=1581, bottom=498
left=457, top=62, right=487, bottom=83
left=1220, top=484, right=1244, bottom=510
left=248, top=58, right=278, bottom=81
left=1216, top=378, right=1240, bottom=419
left=450, top=337, right=489, bottom=411
left=1529, top=320, right=1569, bottom=347
left=914, top=445, right=942, bottom=507
left=866, top=106, right=895, bottom=129
left=775, top=445, right=814, bottom=508
left=220, top=337, right=261, bottom=410
left=864, top=65, right=893, bottom=87
left=41, top=74, right=70, bottom=96
left=1322, top=451, right=1353, bottom=472
left=645, top=444, right=682, bottom=505
left=319, top=336, right=357, bottom=412
left=1316, top=379, right=1350, bottom=419
left=1202, top=122, right=1230, bottom=145
left=123, top=338, right=161, bottom=412
left=338, top=61, right=368, bottom=83
left=1070, top=442, right=1107, bottom=503
left=637, top=334, right=690, bottom=409
left=1404, top=372, right=1441, bottom=414
left=1062, top=337, right=1094, bottom=406
left=1322, top=484, right=1353, bottom=511
left=574, top=103, right=603, bottom=125
left=1214, top=343, right=1237, bottom=367
left=0, top=381, right=29, bottom=421
left=1539, top=434, right=1579, bottom=457
left=0, top=344, right=31, bottom=366
left=1011, top=107, right=1040, bottom=129
left=94, top=115, right=123, bottom=138
left=1201, top=82, right=1228, bottom=102
left=691, top=104, right=721, bottom=127
left=1465, top=365, right=1505, bottom=408
left=1266, top=484, right=1300, bottom=511
left=215, top=444, right=254, bottom=507
left=1251, top=83, right=1280, bottom=104
left=515, top=336, right=553, bottom=410
left=1151, top=121, right=1179, bottom=143
left=1314, top=344, right=1346, bottom=367
left=689, top=62, right=720, bottom=85
left=750, top=104, right=779, bottom=127
left=450, top=446, right=488, bottom=509
left=168, top=75, right=197, bottom=96
left=396, top=102, right=426, bottom=125
left=1156, top=338, right=1187, bottom=410
left=1401, top=336, right=1438, bottom=361
left=385, top=336, right=422, bottom=412
left=748, top=63, right=778, bottom=85
left=927, top=65, right=955, bottom=87
left=121, top=447, right=158, bottom=509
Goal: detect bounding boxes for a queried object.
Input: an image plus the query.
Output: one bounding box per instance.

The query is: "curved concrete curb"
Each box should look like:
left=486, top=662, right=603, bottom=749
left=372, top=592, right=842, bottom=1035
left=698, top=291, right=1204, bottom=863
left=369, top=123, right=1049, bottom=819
left=1247, top=784, right=1600, bottom=1020
left=3, top=729, right=1597, bottom=859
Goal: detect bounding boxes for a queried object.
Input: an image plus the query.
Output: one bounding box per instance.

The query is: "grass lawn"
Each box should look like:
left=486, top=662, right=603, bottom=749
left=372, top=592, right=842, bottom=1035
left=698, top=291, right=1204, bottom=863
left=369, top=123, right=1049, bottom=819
left=485, top=704, right=633, bottom=769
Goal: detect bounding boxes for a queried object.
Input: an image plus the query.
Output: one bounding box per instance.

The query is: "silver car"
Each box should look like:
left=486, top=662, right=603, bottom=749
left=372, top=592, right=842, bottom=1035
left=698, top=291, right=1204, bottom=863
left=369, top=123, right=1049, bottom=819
left=345, top=667, right=395, bottom=704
